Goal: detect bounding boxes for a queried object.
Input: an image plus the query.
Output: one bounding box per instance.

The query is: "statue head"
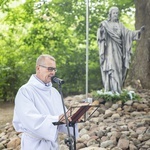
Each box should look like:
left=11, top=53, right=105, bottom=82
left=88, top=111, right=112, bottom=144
left=108, top=6, right=119, bottom=22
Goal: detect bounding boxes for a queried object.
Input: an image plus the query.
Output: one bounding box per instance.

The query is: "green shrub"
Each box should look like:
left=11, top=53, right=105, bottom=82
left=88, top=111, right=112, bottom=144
left=92, top=89, right=141, bottom=102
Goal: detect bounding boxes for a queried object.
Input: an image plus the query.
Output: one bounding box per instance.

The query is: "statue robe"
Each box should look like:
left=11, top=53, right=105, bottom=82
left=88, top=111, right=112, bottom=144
left=97, top=20, right=141, bottom=93
left=13, top=75, right=78, bottom=150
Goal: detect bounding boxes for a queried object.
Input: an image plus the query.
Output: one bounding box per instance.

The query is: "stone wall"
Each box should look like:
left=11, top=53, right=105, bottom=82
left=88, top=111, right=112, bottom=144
left=0, top=90, right=150, bottom=150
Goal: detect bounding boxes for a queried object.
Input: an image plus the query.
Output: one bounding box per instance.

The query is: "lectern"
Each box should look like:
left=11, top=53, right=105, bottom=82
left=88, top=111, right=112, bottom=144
left=53, top=101, right=100, bottom=150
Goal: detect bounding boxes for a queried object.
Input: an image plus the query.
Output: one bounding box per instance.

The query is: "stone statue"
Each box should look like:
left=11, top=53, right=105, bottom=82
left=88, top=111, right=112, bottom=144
left=97, top=6, right=145, bottom=93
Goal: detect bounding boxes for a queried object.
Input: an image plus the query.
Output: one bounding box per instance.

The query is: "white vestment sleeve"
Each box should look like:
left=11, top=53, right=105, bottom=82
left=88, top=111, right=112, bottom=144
left=13, top=87, right=59, bottom=141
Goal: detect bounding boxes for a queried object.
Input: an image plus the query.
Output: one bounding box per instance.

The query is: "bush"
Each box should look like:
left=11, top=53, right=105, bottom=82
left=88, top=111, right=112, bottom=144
left=92, top=89, right=141, bottom=102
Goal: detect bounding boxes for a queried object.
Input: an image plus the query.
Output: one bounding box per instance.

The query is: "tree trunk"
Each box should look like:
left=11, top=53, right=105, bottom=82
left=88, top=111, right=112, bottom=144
left=126, top=0, right=150, bottom=89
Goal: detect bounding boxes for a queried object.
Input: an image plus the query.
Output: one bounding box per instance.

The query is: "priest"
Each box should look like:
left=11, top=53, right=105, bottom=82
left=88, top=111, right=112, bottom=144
left=13, top=54, right=78, bottom=150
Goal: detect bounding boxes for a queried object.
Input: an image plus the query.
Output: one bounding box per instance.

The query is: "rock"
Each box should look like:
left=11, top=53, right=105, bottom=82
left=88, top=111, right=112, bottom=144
left=0, top=143, right=5, bottom=149
left=117, top=138, right=129, bottom=149
left=112, top=113, right=120, bottom=119
left=129, top=143, right=138, bottom=150
left=7, top=137, right=20, bottom=149
left=100, top=140, right=114, bottom=148
left=80, top=147, right=105, bottom=150
left=111, top=104, right=119, bottom=110
left=0, top=90, right=150, bottom=150
left=124, top=100, right=133, bottom=106
left=103, top=110, right=113, bottom=118
left=105, top=101, right=113, bottom=109
left=136, top=126, right=147, bottom=134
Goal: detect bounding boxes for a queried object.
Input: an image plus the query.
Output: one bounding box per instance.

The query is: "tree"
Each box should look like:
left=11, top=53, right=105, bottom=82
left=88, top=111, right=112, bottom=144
left=0, top=0, right=140, bottom=101
left=126, top=0, right=150, bottom=89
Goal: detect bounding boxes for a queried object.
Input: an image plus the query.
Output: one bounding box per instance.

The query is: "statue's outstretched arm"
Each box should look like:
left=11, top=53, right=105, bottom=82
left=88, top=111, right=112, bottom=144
left=140, top=25, right=145, bottom=32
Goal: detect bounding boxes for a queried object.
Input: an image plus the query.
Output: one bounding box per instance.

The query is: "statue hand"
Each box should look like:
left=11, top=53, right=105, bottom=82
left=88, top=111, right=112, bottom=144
left=140, top=26, right=145, bottom=32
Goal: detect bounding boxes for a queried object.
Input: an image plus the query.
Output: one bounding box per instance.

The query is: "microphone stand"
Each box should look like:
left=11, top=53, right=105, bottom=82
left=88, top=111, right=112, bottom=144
left=57, top=82, right=74, bottom=150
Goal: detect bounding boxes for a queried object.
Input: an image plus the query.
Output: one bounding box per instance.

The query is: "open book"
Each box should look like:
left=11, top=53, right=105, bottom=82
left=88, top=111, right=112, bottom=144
left=70, top=100, right=100, bottom=123
left=54, top=100, right=99, bottom=125
left=69, top=103, right=91, bottom=123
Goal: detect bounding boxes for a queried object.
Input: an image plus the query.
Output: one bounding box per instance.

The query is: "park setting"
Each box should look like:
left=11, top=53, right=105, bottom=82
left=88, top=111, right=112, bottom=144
left=0, top=0, right=150, bottom=150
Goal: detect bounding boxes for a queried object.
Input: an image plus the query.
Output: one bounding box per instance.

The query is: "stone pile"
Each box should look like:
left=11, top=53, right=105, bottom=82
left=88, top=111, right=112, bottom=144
left=0, top=89, right=150, bottom=150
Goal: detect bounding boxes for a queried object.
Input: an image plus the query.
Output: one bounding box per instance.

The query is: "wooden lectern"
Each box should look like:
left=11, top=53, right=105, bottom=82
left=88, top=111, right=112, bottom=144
left=53, top=100, right=100, bottom=150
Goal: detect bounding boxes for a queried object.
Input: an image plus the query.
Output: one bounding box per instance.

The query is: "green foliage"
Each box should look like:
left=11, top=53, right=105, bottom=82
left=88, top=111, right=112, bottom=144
left=92, top=89, right=141, bottom=102
left=0, top=0, right=136, bottom=101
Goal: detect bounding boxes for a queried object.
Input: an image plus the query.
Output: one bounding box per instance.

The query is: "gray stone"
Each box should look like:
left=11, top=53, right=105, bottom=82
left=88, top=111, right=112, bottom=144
left=0, top=91, right=150, bottom=150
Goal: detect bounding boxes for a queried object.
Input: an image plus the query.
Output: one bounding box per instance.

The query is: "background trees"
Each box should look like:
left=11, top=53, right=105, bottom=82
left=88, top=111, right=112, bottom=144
left=127, top=0, right=150, bottom=89
left=0, top=0, right=149, bottom=101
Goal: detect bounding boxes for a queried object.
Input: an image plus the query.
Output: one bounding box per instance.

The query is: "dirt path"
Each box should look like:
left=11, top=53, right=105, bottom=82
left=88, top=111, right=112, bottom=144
left=0, top=101, right=14, bottom=129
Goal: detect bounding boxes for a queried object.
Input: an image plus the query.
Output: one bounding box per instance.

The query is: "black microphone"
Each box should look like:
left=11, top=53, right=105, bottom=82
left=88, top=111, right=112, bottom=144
left=51, top=76, right=65, bottom=84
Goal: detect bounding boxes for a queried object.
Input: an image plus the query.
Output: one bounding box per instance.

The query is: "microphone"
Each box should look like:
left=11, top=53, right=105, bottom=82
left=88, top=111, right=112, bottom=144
left=51, top=76, right=65, bottom=84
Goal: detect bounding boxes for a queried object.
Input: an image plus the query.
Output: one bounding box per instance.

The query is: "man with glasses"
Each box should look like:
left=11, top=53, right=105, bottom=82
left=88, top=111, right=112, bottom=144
left=13, top=54, right=78, bottom=150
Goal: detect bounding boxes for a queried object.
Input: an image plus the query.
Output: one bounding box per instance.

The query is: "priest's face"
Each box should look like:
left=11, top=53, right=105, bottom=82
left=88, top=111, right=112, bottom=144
left=36, top=58, right=57, bottom=83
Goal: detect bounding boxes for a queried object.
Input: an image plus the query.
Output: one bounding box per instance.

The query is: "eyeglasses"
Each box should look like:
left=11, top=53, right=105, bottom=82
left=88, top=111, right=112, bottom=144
left=39, top=65, right=57, bottom=72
